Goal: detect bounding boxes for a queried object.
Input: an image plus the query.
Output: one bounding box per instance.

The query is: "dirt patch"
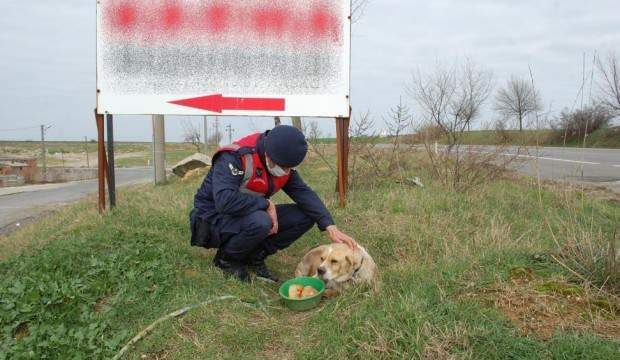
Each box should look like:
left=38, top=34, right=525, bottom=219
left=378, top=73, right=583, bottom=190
left=463, top=273, right=620, bottom=340
left=13, top=322, right=30, bottom=341
left=524, top=175, right=620, bottom=204
left=183, top=269, right=200, bottom=278
left=94, top=295, right=111, bottom=314
left=181, top=167, right=208, bottom=181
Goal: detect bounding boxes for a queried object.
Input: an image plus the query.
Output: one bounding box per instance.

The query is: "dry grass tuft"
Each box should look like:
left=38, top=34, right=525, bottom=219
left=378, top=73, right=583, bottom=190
left=421, top=323, right=472, bottom=360
left=464, top=275, right=620, bottom=340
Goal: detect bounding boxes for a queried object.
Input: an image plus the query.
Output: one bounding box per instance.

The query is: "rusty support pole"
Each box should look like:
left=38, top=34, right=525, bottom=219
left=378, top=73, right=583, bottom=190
left=106, top=114, right=116, bottom=208
left=95, top=110, right=106, bottom=213
left=335, top=116, right=350, bottom=208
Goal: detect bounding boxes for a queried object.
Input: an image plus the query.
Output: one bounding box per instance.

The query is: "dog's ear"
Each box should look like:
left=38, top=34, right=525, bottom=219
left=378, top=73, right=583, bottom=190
left=345, top=255, right=356, bottom=270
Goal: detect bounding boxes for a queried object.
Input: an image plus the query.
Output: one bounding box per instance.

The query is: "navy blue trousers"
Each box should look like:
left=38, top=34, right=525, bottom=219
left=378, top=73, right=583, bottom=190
left=214, top=204, right=314, bottom=261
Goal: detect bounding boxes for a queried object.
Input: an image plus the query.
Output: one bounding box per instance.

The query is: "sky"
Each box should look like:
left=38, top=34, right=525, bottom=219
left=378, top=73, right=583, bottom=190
left=0, top=0, right=618, bottom=142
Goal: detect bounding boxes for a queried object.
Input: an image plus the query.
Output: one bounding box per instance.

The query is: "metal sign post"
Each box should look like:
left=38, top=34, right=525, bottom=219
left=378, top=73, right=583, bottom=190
left=106, top=114, right=116, bottom=208
left=335, top=116, right=350, bottom=208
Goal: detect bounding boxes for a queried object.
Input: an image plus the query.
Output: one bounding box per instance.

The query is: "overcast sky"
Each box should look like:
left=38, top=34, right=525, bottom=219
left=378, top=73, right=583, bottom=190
left=0, top=0, right=618, bottom=142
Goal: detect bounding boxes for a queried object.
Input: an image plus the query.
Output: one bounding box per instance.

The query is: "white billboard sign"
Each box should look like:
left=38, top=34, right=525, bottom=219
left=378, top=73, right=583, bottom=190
left=96, top=0, right=351, bottom=118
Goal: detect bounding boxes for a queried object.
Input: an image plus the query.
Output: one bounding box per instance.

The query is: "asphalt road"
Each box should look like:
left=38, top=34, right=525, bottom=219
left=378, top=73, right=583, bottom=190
left=377, top=144, right=620, bottom=193
left=466, top=146, right=620, bottom=192
left=0, top=167, right=153, bottom=233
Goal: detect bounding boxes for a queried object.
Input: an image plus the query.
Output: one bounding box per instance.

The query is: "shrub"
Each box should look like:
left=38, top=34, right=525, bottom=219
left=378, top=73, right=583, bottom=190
left=553, top=105, right=614, bottom=143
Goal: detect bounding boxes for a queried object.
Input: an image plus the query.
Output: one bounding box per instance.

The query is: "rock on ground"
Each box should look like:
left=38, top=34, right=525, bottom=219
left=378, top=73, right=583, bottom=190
left=172, top=153, right=211, bottom=178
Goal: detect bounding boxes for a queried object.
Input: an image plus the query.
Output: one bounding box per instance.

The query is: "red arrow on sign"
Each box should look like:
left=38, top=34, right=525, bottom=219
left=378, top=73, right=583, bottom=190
left=168, top=94, right=286, bottom=113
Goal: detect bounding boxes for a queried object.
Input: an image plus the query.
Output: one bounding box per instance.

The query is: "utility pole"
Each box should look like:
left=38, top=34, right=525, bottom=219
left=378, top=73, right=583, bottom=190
left=214, top=116, right=220, bottom=146
left=226, top=124, right=234, bottom=144
left=84, top=136, right=90, bottom=168
left=152, top=115, right=166, bottom=185
left=203, top=116, right=208, bottom=155
left=40, top=125, right=51, bottom=181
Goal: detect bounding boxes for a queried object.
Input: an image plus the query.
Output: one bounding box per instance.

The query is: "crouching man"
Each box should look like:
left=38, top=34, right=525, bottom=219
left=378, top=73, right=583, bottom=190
left=189, top=125, right=358, bottom=282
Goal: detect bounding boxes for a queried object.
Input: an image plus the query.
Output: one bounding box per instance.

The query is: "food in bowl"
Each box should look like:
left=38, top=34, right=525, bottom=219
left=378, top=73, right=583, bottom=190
left=287, top=285, right=319, bottom=299
left=301, top=286, right=318, bottom=298
left=288, top=284, right=303, bottom=299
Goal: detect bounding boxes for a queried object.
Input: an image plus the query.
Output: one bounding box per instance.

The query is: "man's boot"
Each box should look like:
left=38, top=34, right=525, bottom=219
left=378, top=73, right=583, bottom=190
left=247, top=248, right=279, bottom=283
left=213, top=250, right=250, bottom=282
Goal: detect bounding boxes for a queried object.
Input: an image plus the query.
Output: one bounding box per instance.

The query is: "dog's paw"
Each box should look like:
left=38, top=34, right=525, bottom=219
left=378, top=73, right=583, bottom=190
left=322, top=289, right=339, bottom=298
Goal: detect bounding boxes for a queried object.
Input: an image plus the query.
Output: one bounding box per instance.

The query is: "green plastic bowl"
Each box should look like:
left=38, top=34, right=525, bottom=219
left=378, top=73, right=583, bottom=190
left=279, top=277, right=325, bottom=311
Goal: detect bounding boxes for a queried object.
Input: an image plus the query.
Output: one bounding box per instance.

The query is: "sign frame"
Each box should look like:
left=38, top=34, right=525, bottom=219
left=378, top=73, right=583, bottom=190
left=95, top=0, right=352, bottom=118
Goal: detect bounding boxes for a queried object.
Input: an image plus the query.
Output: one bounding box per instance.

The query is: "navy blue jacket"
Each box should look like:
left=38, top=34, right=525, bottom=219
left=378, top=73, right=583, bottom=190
left=193, top=134, right=335, bottom=232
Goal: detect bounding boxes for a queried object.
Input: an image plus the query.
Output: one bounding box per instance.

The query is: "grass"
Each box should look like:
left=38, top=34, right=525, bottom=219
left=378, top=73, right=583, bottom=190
left=316, top=127, right=619, bottom=148
left=0, top=153, right=619, bottom=359
left=451, top=128, right=620, bottom=148
left=1, top=141, right=201, bottom=169
left=0, top=141, right=152, bottom=157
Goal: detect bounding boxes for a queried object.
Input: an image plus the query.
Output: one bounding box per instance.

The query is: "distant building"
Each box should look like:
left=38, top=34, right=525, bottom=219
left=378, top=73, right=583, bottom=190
left=0, top=156, right=37, bottom=187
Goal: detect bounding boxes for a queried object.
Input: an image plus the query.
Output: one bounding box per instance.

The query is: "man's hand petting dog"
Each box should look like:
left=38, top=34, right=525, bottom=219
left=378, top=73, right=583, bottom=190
left=326, top=225, right=358, bottom=249
left=267, top=200, right=278, bottom=235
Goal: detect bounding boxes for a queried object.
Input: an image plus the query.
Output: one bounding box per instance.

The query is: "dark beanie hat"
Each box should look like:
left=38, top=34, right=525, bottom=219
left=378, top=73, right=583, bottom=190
left=264, top=125, right=308, bottom=167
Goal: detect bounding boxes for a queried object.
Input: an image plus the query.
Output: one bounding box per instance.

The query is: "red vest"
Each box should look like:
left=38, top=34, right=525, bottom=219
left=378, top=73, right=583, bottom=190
left=215, top=133, right=290, bottom=197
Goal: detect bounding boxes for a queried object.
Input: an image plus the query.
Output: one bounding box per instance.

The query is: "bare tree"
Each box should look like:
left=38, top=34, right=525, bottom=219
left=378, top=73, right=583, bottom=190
left=303, top=121, right=335, bottom=174
left=182, top=120, right=202, bottom=152
left=348, top=111, right=381, bottom=186
left=410, top=60, right=493, bottom=149
left=409, top=60, right=511, bottom=192
left=207, top=130, right=223, bottom=147
left=596, top=52, right=620, bottom=115
left=384, top=97, right=412, bottom=174
left=494, top=76, right=543, bottom=131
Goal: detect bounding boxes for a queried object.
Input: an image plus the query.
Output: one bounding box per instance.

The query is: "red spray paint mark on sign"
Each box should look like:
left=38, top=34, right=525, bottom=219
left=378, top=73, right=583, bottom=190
left=110, top=2, right=137, bottom=31
left=310, top=6, right=340, bottom=40
left=204, top=3, right=230, bottom=34
left=104, top=1, right=343, bottom=46
left=252, top=6, right=287, bottom=38
left=162, top=2, right=182, bottom=30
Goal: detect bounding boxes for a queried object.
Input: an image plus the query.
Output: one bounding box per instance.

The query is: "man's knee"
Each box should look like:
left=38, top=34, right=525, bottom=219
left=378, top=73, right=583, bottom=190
left=275, top=205, right=314, bottom=236
left=244, top=211, right=272, bottom=236
left=290, top=206, right=314, bottom=230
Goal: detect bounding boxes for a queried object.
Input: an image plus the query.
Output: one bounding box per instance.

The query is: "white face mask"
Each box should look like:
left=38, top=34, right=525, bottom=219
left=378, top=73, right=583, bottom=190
left=266, top=160, right=288, bottom=177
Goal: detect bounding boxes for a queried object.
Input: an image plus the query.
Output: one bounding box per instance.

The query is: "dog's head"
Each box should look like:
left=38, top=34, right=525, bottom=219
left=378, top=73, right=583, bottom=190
left=316, top=244, right=363, bottom=283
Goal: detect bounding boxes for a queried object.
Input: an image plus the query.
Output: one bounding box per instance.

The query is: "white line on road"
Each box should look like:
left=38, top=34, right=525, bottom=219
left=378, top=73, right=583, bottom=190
left=533, top=156, right=600, bottom=165
left=613, top=165, right=620, bottom=168
left=463, top=150, right=601, bottom=165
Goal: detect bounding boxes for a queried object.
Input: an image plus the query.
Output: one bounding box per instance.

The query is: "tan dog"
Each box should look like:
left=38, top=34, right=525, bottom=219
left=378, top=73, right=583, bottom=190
left=294, top=243, right=378, bottom=297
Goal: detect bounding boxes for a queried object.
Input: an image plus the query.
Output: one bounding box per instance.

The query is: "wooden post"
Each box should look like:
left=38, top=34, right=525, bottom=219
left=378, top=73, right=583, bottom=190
left=291, top=116, right=302, bottom=130
left=106, top=114, right=116, bottom=208
left=335, top=116, right=350, bottom=208
left=95, top=110, right=106, bottom=213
